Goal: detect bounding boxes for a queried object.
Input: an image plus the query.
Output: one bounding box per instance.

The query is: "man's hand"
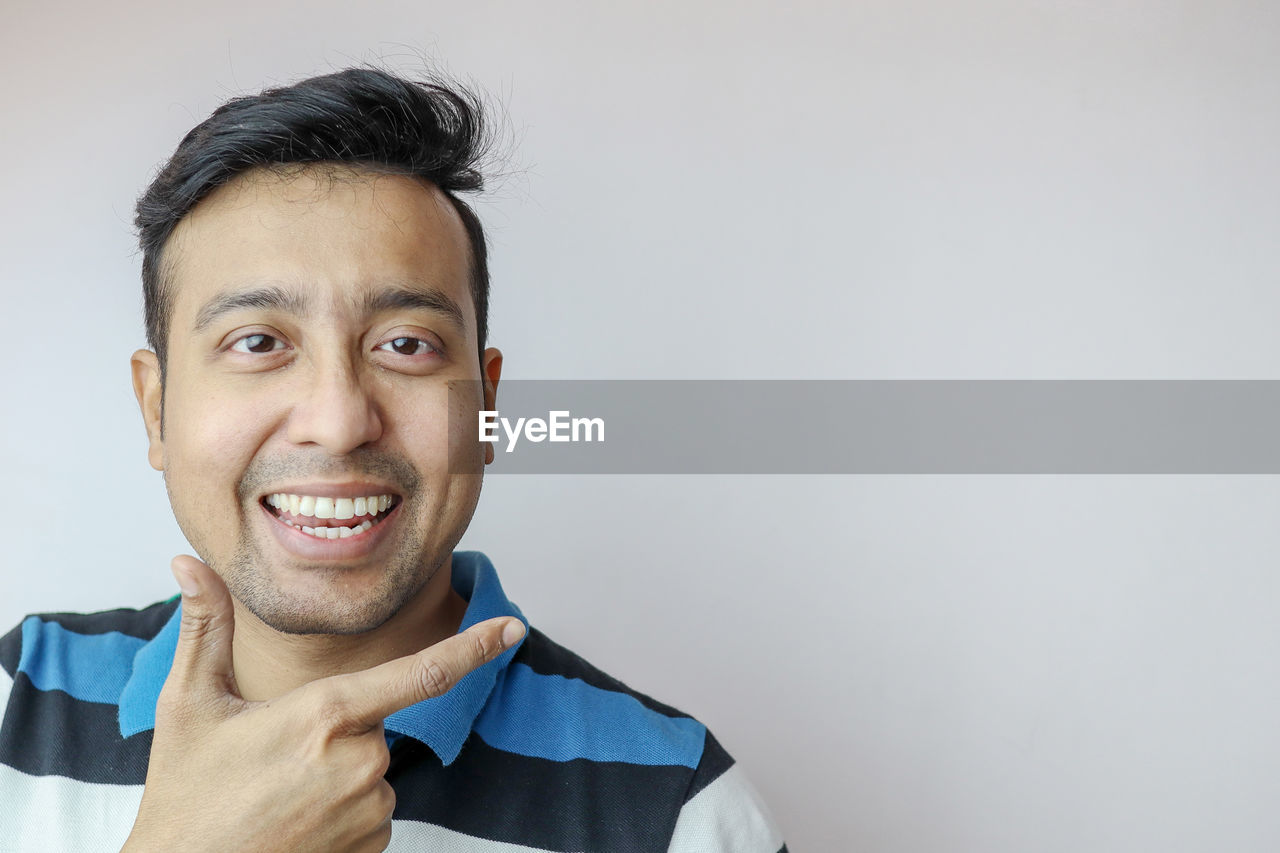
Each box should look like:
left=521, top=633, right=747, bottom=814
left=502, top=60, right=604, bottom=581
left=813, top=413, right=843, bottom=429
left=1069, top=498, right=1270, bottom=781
left=122, top=555, right=525, bottom=853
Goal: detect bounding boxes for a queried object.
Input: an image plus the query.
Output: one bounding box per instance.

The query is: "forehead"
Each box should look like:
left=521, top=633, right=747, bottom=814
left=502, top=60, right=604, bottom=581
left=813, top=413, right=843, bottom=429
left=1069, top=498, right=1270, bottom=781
left=163, top=165, right=474, bottom=330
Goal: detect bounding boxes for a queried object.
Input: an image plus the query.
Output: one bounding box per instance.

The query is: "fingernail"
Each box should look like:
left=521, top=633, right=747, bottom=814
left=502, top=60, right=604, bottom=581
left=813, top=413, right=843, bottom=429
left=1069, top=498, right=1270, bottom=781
left=501, top=619, right=526, bottom=648
left=171, top=559, right=200, bottom=598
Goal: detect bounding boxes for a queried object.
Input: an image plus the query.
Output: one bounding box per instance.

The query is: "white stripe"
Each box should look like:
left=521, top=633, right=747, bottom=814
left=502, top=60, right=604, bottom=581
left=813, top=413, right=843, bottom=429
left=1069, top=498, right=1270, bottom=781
left=0, top=666, right=11, bottom=712
left=0, top=763, right=142, bottom=853
left=0, top=764, right=759, bottom=853
left=390, top=819, right=562, bottom=852
left=667, top=763, right=785, bottom=853
left=0, top=686, right=766, bottom=853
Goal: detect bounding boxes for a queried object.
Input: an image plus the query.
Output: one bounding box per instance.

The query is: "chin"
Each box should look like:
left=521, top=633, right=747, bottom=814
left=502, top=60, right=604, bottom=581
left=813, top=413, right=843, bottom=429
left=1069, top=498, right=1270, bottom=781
left=212, top=523, right=448, bottom=636
left=249, top=601, right=389, bottom=635
left=229, top=567, right=421, bottom=636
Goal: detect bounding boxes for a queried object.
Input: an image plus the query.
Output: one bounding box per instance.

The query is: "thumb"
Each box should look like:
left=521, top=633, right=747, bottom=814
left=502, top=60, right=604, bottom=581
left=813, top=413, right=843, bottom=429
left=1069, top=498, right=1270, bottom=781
left=167, top=554, right=238, bottom=701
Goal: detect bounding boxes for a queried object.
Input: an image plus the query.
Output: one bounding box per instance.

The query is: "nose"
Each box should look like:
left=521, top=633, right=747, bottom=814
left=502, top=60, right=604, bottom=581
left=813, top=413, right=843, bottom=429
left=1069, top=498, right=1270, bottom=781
left=286, top=360, right=384, bottom=455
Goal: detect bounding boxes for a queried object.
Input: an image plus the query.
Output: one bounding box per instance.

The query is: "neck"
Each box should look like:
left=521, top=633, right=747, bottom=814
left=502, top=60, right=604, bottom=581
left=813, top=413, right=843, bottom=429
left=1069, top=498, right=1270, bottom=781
left=227, top=557, right=468, bottom=702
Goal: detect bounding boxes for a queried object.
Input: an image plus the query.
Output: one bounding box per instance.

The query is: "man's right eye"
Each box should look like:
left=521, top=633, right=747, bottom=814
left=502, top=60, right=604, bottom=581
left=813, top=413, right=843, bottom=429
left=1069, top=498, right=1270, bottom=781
left=230, top=333, right=284, bottom=354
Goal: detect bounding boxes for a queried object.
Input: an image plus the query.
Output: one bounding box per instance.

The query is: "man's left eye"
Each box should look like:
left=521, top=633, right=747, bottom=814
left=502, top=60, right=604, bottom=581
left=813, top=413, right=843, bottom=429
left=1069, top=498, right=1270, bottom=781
left=378, top=337, right=436, bottom=356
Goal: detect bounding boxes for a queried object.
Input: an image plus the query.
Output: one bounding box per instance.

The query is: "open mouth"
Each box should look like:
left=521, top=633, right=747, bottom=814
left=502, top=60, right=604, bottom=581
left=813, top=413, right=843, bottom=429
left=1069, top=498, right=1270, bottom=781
left=262, top=492, right=400, bottom=540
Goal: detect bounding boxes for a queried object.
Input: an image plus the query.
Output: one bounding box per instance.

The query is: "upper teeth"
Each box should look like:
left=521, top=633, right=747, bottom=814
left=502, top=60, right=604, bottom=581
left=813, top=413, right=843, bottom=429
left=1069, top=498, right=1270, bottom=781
left=265, top=493, right=393, bottom=520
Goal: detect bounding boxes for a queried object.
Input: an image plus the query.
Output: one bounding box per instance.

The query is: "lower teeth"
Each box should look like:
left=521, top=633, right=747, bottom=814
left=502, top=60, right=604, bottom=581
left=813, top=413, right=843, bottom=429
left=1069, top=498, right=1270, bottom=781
left=294, top=519, right=376, bottom=539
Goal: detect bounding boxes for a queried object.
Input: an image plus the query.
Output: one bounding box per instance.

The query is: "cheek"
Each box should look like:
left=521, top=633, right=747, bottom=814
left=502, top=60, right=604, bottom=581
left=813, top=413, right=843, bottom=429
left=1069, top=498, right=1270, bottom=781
left=163, top=386, right=279, bottom=495
left=440, top=381, right=486, bottom=474
left=391, top=383, right=481, bottom=473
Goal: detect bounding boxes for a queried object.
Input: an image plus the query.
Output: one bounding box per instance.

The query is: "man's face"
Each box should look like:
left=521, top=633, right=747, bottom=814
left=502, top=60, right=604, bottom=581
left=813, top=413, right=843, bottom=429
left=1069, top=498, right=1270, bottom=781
left=132, top=165, right=501, bottom=635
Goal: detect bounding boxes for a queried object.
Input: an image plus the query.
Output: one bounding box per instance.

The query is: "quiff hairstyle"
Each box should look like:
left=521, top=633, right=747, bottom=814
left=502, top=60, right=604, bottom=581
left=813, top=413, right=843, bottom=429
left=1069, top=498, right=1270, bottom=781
left=134, top=67, right=492, bottom=379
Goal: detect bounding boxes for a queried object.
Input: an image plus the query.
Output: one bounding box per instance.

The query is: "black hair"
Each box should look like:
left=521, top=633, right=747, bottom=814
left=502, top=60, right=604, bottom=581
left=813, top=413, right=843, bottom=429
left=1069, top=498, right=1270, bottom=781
left=135, top=67, right=492, bottom=378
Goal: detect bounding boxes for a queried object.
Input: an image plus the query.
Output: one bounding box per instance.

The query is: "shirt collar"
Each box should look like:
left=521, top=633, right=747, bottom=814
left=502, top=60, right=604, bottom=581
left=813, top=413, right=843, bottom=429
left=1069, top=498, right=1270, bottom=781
left=119, top=551, right=526, bottom=766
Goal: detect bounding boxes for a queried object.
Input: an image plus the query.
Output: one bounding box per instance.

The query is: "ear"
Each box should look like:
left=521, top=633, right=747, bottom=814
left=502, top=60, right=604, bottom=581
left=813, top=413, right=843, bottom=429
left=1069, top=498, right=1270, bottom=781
left=481, top=347, right=503, bottom=466
left=131, top=349, right=165, bottom=471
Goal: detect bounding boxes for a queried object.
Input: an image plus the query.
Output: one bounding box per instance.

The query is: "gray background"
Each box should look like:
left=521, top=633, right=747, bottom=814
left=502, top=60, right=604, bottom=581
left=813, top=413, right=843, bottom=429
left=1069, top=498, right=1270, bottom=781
left=3, top=1, right=1279, bottom=850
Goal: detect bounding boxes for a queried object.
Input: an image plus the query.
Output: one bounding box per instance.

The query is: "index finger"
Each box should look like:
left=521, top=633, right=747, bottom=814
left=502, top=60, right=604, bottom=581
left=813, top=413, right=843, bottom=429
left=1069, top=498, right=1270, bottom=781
left=309, top=616, right=525, bottom=731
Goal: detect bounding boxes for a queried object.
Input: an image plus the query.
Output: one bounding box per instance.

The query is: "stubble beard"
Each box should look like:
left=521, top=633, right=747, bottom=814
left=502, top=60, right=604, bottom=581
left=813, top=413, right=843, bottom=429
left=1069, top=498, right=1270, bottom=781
left=221, top=477, right=483, bottom=636
left=225, top=505, right=442, bottom=635
left=170, top=450, right=471, bottom=636
left=233, top=450, right=434, bottom=635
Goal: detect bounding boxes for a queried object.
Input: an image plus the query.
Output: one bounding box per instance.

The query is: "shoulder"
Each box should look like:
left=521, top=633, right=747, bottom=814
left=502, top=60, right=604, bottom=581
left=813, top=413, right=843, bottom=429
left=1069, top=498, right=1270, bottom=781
left=513, top=626, right=694, bottom=721
left=1, top=601, right=174, bottom=785
left=475, top=627, right=786, bottom=852
left=2, top=599, right=179, bottom=688
left=492, top=626, right=706, bottom=766
left=3, top=599, right=180, bottom=654
left=0, top=604, right=171, bottom=850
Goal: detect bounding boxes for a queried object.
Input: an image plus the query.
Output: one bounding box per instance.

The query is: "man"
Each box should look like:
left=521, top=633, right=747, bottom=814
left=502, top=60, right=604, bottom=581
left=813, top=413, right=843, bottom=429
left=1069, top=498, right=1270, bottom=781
left=0, top=68, right=785, bottom=852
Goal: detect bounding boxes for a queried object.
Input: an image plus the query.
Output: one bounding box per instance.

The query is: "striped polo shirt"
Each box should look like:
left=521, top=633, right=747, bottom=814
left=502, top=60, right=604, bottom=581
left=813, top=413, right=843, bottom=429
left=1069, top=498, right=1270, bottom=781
left=0, top=551, right=785, bottom=852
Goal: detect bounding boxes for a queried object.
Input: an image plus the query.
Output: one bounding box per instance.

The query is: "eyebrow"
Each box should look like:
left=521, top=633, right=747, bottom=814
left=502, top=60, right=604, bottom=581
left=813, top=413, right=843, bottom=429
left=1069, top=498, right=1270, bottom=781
left=361, top=285, right=468, bottom=335
left=191, top=282, right=469, bottom=335
left=193, top=285, right=306, bottom=332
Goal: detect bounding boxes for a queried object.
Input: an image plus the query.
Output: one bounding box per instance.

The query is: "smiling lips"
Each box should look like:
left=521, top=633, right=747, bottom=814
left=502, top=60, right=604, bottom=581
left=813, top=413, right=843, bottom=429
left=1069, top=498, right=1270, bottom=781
left=264, top=492, right=398, bottom=540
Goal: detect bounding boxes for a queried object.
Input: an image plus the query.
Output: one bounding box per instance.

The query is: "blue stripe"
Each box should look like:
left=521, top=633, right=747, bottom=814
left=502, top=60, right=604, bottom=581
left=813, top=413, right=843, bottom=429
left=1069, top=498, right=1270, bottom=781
left=383, top=551, right=528, bottom=765
left=17, top=617, right=145, bottom=705
left=117, top=605, right=182, bottom=737
left=473, top=662, right=705, bottom=768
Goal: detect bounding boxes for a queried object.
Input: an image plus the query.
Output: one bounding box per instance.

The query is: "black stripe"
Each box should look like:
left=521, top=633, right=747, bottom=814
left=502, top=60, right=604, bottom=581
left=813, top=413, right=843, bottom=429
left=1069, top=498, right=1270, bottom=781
left=32, top=598, right=179, bottom=640
left=0, top=621, right=20, bottom=678
left=684, top=728, right=736, bottom=802
left=779, top=846, right=789, bottom=853
left=517, top=628, right=695, bottom=721
left=388, top=734, right=689, bottom=852
left=0, top=672, right=152, bottom=783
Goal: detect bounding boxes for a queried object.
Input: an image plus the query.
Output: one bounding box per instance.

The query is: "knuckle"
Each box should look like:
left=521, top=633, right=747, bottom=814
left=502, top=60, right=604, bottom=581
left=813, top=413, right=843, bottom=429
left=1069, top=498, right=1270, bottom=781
left=467, top=628, right=496, bottom=662
left=308, top=687, right=355, bottom=733
left=412, top=657, right=453, bottom=698
left=359, top=742, right=392, bottom=784
left=373, top=743, right=392, bottom=779
left=378, top=778, right=397, bottom=814
left=178, top=607, right=218, bottom=642
left=371, top=819, right=393, bottom=853
left=352, top=781, right=395, bottom=853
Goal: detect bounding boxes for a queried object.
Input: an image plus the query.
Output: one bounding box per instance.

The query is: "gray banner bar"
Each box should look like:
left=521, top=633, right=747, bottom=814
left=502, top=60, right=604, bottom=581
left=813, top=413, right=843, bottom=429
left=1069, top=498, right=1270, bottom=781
left=447, top=381, right=1280, bottom=473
